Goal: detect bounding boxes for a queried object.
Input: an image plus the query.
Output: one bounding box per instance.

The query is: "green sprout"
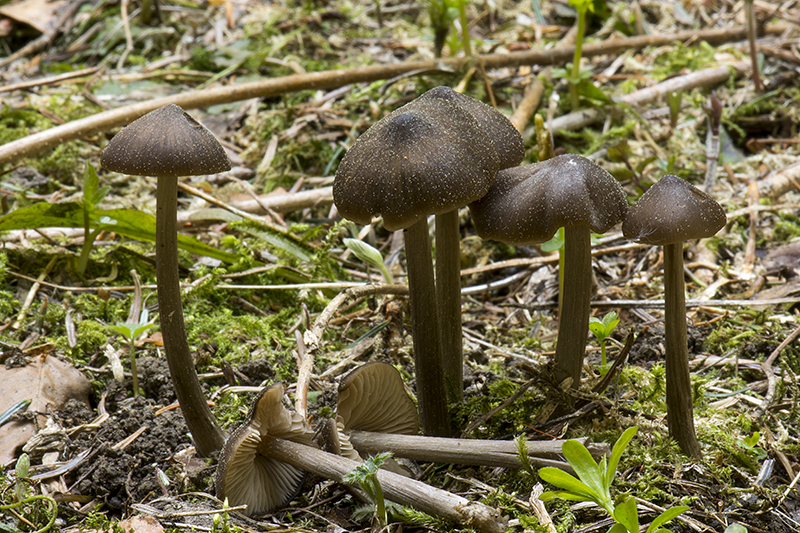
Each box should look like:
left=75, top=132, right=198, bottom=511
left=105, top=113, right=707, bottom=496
left=589, top=311, right=620, bottom=366
left=553, top=0, right=596, bottom=111
left=108, top=310, right=155, bottom=398
left=343, top=452, right=393, bottom=527
left=76, top=163, right=111, bottom=276
left=736, top=432, right=766, bottom=461
left=344, top=238, right=393, bottom=284
left=0, top=454, right=58, bottom=533
left=539, top=427, right=688, bottom=533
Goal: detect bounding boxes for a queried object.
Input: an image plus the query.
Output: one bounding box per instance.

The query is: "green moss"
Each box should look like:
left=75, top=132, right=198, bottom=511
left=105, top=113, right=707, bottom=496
left=650, top=41, right=719, bottom=81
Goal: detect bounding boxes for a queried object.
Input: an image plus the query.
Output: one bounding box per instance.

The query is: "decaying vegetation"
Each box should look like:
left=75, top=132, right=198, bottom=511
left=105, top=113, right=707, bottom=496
left=1, top=0, right=800, bottom=532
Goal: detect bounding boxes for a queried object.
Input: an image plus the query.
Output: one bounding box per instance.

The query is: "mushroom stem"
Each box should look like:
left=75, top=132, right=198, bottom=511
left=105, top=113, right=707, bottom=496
left=262, top=436, right=507, bottom=533
left=663, top=242, right=701, bottom=458
left=156, top=177, right=226, bottom=457
left=346, top=430, right=608, bottom=470
left=553, top=225, right=592, bottom=388
left=435, top=210, right=463, bottom=402
left=404, top=219, right=450, bottom=436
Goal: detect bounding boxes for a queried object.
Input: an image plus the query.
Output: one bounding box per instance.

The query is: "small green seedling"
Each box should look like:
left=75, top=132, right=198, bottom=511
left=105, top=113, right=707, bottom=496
left=736, top=432, right=767, bottom=461
left=77, top=163, right=112, bottom=276
left=539, top=427, right=688, bottom=533
left=344, top=238, right=393, bottom=284
left=343, top=452, right=394, bottom=527
left=724, top=524, right=747, bottom=533
left=589, top=311, right=620, bottom=366
left=1, top=453, right=58, bottom=533
left=109, top=310, right=155, bottom=398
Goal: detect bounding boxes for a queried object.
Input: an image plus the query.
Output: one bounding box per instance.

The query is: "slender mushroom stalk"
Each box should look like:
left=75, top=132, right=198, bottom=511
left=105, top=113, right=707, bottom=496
left=417, top=87, right=524, bottom=402
left=469, top=155, right=628, bottom=389
left=334, top=362, right=608, bottom=472
left=100, top=104, right=230, bottom=456
left=334, top=88, right=507, bottom=435
left=623, top=174, right=726, bottom=459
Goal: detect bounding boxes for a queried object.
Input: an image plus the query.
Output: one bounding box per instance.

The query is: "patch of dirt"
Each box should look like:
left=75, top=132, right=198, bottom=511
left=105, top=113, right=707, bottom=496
left=61, top=357, right=200, bottom=511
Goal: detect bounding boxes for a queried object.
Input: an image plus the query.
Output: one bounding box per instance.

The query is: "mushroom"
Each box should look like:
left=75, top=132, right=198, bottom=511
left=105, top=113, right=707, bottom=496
left=414, top=87, right=524, bottom=403
left=100, top=103, right=231, bottom=456
left=218, top=380, right=508, bottom=532
left=334, top=88, right=506, bottom=435
left=215, top=383, right=314, bottom=515
left=622, top=174, right=726, bottom=458
left=469, top=154, right=628, bottom=389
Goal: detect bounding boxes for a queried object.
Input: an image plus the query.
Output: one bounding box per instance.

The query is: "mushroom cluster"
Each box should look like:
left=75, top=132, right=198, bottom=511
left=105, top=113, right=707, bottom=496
left=334, top=86, right=523, bottom=435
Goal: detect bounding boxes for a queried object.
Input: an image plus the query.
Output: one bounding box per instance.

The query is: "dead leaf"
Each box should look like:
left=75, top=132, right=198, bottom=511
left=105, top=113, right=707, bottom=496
left=0, top=0, right=67, bottom=34
left=0, top=355, right=91, bottom=465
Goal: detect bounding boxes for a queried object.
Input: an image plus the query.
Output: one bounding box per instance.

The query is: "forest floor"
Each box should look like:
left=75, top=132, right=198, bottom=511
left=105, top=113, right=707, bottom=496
left=1, top=0, right=800, bottom=532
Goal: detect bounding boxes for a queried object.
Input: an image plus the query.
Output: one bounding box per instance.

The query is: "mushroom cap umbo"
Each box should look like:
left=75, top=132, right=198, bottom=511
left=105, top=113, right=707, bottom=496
left=333, top=91, right=501, bottom=232
left=215, top=384, right=314, bottom=516
left=100, top=104, right=231, bottom=178
left=417, top=86, right=524, bottom=169
left=469, top=154, right=628, bottom=245
left=622, top=174, right=727, bottom=245
left=337, top=362, right=419, bottom=435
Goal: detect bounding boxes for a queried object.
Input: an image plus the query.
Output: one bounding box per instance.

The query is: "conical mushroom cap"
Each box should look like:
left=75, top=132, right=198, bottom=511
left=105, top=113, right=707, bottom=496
left=417, top=86, right=524, bottom=169
left=469, top=154, right=628, bottom=245
left=101, top=104, right=231, bottom=178
left=215, top=384, right=313, bottom=516
left=333, top=91, right=501, bottom=232
left=337, top=362, right=419, bottom=435
left=622, top=174, right=727, bottom=245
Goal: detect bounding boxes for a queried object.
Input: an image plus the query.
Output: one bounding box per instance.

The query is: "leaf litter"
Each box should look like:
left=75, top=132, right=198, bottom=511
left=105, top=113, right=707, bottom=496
left=1, top=0, right=800, bottom=532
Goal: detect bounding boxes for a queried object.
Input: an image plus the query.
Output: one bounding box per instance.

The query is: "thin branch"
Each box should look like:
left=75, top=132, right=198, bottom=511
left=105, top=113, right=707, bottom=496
left=0, top=25, right=787, bottom=166
left=753, top=321, right=800, bottom=419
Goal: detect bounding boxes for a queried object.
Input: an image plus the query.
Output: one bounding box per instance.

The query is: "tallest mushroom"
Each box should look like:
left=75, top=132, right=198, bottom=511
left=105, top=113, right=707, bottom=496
left=101, top=104, right=231, bottom=457
left=333, top=87, right=520, bottom=435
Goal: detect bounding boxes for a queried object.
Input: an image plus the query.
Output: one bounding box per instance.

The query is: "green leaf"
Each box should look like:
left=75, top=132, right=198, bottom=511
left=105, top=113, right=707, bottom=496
left=109, top=322, right=154, bottom=340
left=541, top=228, right=564, bottom=252
left=605, top=427, right=638, bottom=491
left=607, top=525, right=628, bottom=533
left=562, top=439, right=608, bottom=501
left=344, top=238, right=392, bottom=284
left=645, top=506, right=689, bottom=533
left=577, top=79, right=612, bottom=104
left=613, top=497, right=639, bottom=533
left=0, top=203, right=240, bottom=264
left=538, top=490, right=598, bottom=502
left=538, top=467, right=601, bottom=502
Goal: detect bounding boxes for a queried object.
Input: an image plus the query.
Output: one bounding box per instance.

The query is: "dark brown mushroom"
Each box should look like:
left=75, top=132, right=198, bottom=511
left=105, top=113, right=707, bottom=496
left=469, top=154, right=628, bottom=389
left=101, top=103, right=231, bottom=456
left=334, top=88, right=504, bottom=435
left=414, top=87, right=524, bottom=403
left=623, top=174, right=726, bottom=458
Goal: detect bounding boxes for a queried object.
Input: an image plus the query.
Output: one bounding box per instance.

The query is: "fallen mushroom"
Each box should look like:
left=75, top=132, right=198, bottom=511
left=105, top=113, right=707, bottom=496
left=100, top=103, right=231, bottom=456
left=334, top=88, right=504, bottom=435
left=469, top=155, right=628, bottom=389
left=622, top=174, right=726, bottom=459
left=218, top=381, right=508, bottom=532
left=335, top=362, right=605, bottom=471
left=215, top=383, right=314, bottom=515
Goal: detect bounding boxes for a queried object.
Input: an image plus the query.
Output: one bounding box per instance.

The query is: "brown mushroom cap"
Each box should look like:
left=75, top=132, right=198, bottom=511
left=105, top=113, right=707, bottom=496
left=100, top=104, right=231, bottom=178
left=469, top=154, right=628, bottom=245
left=215, top=384, right=314, bottom=516
left=417, top=86, right=524, bottom=169
left=337, top=362, right=419, bottom=435
left=622, top=174, right=727, bottom=245
left=333, top=91, right=501, bottom=232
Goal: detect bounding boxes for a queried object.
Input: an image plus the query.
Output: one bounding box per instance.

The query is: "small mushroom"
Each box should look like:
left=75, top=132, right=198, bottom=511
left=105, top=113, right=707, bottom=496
left=623, top=174, right=726, bottom=458
left=334, top=88, right=505, bottom=435
left=469, top=155, right=628, bottom=389
left=215, top=383, right=314, bottom=515
left=101, top=103, right=231, bottom=456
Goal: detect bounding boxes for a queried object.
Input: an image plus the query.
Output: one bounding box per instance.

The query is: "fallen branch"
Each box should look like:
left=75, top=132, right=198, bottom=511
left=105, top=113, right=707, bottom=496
left=0, top=25, right=786, bottom=166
